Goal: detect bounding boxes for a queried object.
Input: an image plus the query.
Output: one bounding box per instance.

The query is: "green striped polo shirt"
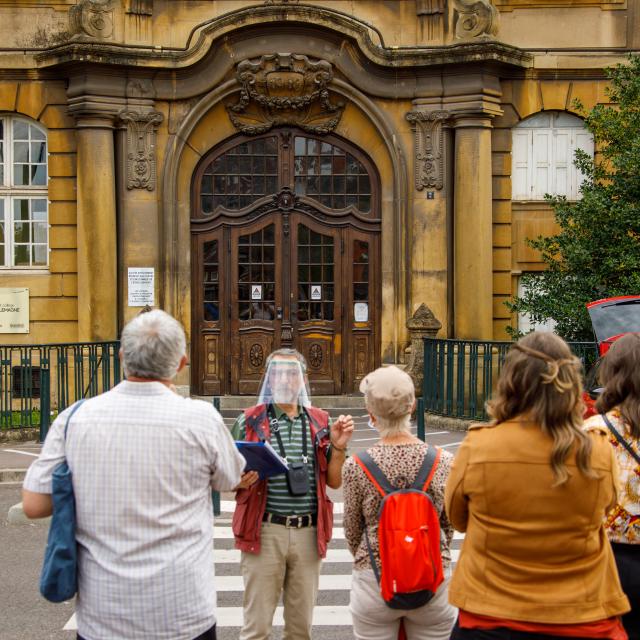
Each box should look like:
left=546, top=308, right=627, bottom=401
left=232, top=405, right=321, bottom=516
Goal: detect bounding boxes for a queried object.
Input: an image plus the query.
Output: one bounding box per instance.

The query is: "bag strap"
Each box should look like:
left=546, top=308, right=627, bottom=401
left=601, top=413, right=640, bottom=466
left=63, top=400, right=86, bottom=441
left=411, top=446, right=441, bottom=492
left=353, top=451, right=395, bottom=497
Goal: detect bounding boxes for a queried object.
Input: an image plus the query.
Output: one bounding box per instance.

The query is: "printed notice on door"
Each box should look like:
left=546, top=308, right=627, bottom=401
left=0, top=288, right=29, bottom=333
left=128, top=268, right=155, bottom=307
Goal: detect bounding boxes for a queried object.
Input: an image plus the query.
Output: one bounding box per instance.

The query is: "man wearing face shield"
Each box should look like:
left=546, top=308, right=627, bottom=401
left=231, top=348, right=354, bottom=640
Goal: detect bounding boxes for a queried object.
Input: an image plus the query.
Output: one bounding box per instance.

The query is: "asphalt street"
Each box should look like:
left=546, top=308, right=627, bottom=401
left=0, top=412, right=466, bottom=640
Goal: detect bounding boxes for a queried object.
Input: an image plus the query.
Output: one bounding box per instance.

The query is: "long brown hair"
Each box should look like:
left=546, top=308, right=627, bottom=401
left=596, top=333, right=640, bottom=439
left=487, top=331, right=594, bottom=485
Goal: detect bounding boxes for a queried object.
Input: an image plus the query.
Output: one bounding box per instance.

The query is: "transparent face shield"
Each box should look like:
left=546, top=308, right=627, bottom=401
left=256, top=357, right=312, bottom=409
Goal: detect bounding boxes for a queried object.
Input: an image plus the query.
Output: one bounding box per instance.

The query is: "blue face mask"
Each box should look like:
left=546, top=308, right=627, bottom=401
left=368, top=418, right=377, bottom=432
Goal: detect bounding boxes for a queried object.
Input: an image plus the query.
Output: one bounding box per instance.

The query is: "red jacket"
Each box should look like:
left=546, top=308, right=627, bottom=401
left=232, top=404, right=334, bottom=558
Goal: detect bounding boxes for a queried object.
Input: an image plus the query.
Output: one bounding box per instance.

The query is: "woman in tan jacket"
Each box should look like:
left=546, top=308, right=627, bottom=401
left=445, top=331, right=630, bottom=640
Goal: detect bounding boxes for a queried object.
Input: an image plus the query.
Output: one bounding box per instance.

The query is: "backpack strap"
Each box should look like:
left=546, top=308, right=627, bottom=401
left=63, top=399, right=86, bottom=441
left=353, top=451, right=395, bottom=497
left=411, top=445, right=442, bottom=492
left=602, top=413, right=640, bottom=466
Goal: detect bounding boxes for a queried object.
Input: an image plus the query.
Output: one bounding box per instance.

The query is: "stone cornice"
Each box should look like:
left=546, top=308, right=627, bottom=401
left=31, top=4, right=532, bottom=71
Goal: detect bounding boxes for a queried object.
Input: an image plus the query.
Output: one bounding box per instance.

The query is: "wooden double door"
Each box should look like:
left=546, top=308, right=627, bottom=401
left=191, top=130, right=380, bottom=396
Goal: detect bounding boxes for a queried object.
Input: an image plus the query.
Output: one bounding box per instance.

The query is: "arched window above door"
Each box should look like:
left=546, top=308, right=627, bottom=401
left=195, top=131, right=376, bottom=219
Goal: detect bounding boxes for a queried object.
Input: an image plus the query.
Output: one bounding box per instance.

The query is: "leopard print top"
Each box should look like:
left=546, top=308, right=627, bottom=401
left=342, top=441, right=454, bottom=571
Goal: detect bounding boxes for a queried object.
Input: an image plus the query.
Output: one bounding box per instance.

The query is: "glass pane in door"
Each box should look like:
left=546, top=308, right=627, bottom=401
left=202, top=239, right=219, bottom=321
left=237, top=224, right=276, bottom=320
left=297, top=224, right=334, bottom=321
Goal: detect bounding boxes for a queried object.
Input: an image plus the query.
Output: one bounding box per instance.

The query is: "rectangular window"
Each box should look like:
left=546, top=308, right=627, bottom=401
left=0, top=116, right=48, bottom=269
left=517, top=275, right=557, bottom=334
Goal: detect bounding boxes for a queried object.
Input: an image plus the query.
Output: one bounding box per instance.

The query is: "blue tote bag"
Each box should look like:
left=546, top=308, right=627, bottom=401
left=40, top=400, right=86, bottom=603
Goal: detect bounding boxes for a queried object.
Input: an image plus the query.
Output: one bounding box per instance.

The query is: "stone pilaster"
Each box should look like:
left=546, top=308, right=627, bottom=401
left=453, top=115, right=494, bottom=340
left=68, top=108, right=118, bottom=341
left=406, top=304, right=442, bottom=392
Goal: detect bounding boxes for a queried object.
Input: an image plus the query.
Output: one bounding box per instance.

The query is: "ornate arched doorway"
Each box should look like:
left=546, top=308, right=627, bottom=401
left=191, top=129, right=381, bottom=396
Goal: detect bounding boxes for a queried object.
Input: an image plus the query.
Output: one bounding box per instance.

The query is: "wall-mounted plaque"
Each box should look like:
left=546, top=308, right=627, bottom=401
left=0, top=288, right=29, bottom=333
left=128, top=268, right=155, bottom=307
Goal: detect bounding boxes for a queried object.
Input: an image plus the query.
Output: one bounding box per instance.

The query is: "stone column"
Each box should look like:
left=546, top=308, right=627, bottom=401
left=73, top=115, right=118, bottom=341
left=406, top=303, right=442, bottom=392
left=453, top=115, right=493, bottom=340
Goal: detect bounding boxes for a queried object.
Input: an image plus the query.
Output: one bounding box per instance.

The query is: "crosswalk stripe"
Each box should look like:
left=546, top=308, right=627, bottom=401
left=63, top=503, right=465, bottom=632
left=216, top=605, right=353, bottom=627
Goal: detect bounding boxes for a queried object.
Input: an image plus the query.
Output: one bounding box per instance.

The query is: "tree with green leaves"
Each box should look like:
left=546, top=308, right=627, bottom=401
left=507, top=55, right=640, bottom=341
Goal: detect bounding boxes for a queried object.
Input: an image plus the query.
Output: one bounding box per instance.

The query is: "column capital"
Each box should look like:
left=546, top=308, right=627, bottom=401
left=451, top=114, right=494, bottom=129
left=68, top=95, right=125, bottom=126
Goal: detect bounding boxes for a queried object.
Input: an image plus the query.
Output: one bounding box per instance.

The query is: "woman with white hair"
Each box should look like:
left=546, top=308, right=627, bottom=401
left=342, top=365, right=457, bottom=640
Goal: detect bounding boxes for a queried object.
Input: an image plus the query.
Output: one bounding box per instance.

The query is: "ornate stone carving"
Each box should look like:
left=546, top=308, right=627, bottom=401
left=308, top=343, right=323, bottom=369
left=453, top=0, right=499, bottom=39
left=69, top=0, right=115, bottom=40
left=264, top=0, right=299, bottom=4
left=406, top=110, right=450, bottom=191
left=118, top=110, right=164, bottom=191
left=249, top=344, right=264, bottom=368
left=227, top=53, right=344, bottom=135
left=406, top=304, right=442, bottom=391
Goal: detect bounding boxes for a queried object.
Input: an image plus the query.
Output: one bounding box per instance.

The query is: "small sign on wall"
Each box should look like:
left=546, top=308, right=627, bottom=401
left=0, top=288, right=29, bottom=333
left=251, top=285, right=263, bottom=300
left=128, top=268, right=155, bottom=307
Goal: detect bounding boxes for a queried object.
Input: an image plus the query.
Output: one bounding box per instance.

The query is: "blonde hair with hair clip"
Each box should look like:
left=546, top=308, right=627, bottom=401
left=487, top=332, right=596, bottom=486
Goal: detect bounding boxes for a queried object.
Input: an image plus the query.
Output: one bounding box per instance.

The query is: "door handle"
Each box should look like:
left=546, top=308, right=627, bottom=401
left=276, top=306, right=283, bottom=320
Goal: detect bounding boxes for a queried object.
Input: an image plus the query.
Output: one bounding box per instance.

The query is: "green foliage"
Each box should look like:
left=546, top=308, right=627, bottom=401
left=507, top=55, right=640, bottom=341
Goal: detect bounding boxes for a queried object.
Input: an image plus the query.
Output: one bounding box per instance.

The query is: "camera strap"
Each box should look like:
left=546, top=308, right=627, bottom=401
left=267, top=403, right=308, bottom=464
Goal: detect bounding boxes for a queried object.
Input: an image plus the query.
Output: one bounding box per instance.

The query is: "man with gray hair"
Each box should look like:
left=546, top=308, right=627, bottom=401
left=23, top=310, right=245, bottom=640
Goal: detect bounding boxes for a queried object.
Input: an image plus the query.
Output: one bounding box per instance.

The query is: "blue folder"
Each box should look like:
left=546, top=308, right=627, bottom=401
left=235, top=441, right=289, bottom=479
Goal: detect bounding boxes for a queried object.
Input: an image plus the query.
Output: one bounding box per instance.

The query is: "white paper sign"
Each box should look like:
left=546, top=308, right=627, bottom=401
left=310, top=285, right=322, bottom=300
left=354, top=302, right=369, bottom=322
left=128, top=268, right=155, bottom=307
left=251, top=285, right=263, bottom=300
left=0, top=288, right=29, bottom=333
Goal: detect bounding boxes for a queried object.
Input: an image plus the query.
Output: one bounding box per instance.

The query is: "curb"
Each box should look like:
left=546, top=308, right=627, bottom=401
left=0, top=468, right=27, bottom=483
left=424, top=412, right=486, bottom=432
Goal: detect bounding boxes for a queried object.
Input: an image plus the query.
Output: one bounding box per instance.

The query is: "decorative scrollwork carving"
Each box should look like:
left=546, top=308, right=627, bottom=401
left=308, top=343, right=323, bottom=369
left=69, top=0, right=115, bottom=40
left=453, top=0, right=499, bottom=39
left=227, top=53, right=344, bottom=135
left=249, top=344, right=264, bottom=368
left=118, top=109, right=164, bottom=191
left=405, top=110, right=450, bottom=191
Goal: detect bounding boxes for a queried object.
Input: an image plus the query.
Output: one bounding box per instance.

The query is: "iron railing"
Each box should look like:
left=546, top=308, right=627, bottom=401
left=423, top=338, right=598, bottom=421
left=0, top=341, right=121, bottom=436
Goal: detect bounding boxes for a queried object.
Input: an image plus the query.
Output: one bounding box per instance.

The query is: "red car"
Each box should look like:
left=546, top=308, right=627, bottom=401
left=583, top=295, right=640, bottom=417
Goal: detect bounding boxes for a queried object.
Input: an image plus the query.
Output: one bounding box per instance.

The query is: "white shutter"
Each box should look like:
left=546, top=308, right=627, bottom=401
left=517, top=276, right=558, bottom=334
left=512, top=130, right=531, bottom=200
left=532, top=130, right=552, bottom=199
left=553, top=130, right=571, bottom=197
left=572, top=130, right=594, bottom=200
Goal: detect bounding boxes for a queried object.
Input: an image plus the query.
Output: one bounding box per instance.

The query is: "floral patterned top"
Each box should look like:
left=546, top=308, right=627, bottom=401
left=584, top=409, right=640, bottom=544
left=341, top=442, right=454, bottom=572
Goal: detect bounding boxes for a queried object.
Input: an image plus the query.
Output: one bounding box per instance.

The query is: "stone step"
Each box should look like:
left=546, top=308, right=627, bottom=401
left=195, top=395, right=366, bottom=411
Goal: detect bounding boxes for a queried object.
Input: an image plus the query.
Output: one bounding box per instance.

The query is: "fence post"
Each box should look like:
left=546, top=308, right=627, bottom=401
left=406, top=304, right=442, bottom=394
left=416, top=397, right=425, bottom=442
left=39, top=369, right=51, bottom=443
left=212, top=396, right=222, bottom=517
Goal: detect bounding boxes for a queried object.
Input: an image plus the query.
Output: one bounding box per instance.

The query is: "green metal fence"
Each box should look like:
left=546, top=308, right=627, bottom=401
left=0, top=341, right=121, bottom=437
left=422, top=337, right=598, bottom=421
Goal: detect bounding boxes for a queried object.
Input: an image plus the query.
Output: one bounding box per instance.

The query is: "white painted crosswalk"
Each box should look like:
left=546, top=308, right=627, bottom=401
left=63, top=501, right=465, bottom=636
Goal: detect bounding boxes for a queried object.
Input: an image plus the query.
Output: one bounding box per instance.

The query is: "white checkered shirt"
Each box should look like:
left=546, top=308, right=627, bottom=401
left=24, top=381, right=246, bottom=640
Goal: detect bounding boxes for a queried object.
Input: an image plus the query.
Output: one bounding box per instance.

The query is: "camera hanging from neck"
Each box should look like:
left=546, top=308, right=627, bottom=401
left=267, top=404, right=311, bottom=496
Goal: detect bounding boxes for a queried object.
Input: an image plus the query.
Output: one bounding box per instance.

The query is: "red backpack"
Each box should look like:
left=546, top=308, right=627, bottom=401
left=354, top=446, right=444, bottom=609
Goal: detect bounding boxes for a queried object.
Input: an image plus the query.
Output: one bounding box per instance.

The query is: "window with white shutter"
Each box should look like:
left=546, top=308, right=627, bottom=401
left=511, top=112, right=593, bottom=201
left=517, top=275, right=558, bottom=334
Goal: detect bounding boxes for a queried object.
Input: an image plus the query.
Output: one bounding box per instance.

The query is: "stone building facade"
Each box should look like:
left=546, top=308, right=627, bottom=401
left=0, top=0, right=635, bottom=394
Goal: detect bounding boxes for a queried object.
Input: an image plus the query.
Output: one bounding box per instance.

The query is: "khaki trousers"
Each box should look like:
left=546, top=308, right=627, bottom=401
left=239, top=521, right=321, bottom=640
left=350, top=570, right=457, bottom=640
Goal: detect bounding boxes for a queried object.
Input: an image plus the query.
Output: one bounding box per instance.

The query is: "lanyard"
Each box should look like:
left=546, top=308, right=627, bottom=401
left=267, top=403, right=309, bottom=464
